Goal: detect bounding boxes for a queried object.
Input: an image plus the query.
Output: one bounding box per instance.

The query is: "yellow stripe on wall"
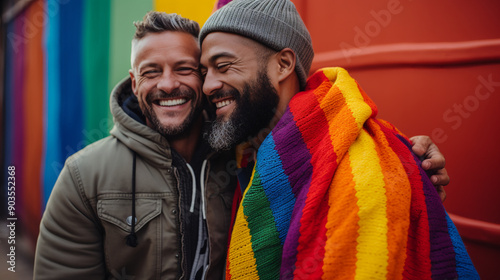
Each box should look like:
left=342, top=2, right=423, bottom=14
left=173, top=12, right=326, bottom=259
left=348, top=130, right=389, bottom=279
left=154, top=0, right=217, bottom=26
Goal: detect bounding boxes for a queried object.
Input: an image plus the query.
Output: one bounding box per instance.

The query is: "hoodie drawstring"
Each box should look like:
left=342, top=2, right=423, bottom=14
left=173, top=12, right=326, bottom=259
left=188, top=159, right=208, bottom=220
left=200, top=160, right=207, bottom=220
left=186, top=163, right=197, bottom=214
left=126, top=152, right=138, bottom=247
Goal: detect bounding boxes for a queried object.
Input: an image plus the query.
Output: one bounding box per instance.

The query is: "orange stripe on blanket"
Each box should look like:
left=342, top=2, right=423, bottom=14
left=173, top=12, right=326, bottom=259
left=308, top=71, right=362, bottom=167
left=319, top=83, right=360, bottom=166
left=368, top=119, right=412, bottom=279
left=323, top=152, right=359, bottom=280
left=376, top=119, right=432, bottom=279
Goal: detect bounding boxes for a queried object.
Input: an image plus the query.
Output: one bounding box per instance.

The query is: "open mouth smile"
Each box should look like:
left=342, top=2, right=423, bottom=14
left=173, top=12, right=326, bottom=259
left=214, top=98, right=235, bottom=109
left=155, top=98, right=188, bottom=107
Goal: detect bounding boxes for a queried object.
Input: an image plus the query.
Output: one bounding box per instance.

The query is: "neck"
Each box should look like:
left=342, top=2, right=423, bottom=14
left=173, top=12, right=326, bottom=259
left=250, top=78, right=301, bottom=149
left=169, top=116, right=203, bottom=163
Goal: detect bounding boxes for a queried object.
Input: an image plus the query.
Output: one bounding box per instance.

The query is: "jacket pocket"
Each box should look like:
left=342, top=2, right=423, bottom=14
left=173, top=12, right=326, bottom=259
left=97, top=198, right=163, bottom=279
left=97, top=198, right=161, bottom=233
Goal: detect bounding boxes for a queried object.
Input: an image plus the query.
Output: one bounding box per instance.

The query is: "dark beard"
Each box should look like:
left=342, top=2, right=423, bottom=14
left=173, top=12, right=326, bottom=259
left=205, top=70, right=279, bottom=151
left=141, top=87, right=201, bottom=140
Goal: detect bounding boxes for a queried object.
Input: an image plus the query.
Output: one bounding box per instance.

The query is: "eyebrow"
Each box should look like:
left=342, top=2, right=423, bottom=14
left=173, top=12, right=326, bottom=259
left=138, top=59, right=198, bottom=70
left=138, top=62, right=159, bottom=69
left=207, top=52, right=237, bottom=65
left=173, top=59, right=198, bottom=68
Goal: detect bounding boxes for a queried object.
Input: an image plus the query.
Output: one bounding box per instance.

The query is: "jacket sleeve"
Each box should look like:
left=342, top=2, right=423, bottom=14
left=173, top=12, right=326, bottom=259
left=34, top=160, right=106, bottom=279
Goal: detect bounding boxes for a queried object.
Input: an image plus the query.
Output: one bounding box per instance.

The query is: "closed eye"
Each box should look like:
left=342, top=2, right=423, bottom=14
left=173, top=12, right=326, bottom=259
left=142, top=69, right=160, bottom=78
left=177, top=67, right=199, bottom=76
left=217, top=62, right=231, bottom=72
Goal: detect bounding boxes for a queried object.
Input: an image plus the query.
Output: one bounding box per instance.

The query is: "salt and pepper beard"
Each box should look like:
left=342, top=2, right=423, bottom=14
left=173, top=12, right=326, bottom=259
left=140, top=87, right=202, bottom=140
left=206, top=70, right=279, bottom=151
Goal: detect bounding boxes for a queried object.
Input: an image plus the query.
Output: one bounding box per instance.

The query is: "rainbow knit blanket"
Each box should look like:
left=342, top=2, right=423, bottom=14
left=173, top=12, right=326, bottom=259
left=226, top=68, right=478, bottom=279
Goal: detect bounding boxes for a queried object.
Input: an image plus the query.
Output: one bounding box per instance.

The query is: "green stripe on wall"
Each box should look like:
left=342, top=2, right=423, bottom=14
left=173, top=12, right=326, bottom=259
left=108, top=0, right=153, bottom=123
left=83, top=0, right=112, bottom=144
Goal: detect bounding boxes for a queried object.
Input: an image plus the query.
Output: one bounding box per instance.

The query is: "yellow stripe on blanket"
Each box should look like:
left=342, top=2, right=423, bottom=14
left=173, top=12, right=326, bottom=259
left=323, top=68, right=372, bottom=132
left=321, top=68, right=374, bottom=166
left=349, top=130, right=389, bottom=279
left=228, top=168, right=259, bottom=279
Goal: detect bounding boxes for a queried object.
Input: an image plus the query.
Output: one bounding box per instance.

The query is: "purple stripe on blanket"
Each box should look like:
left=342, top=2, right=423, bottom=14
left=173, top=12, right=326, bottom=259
left=272, top=109, right=314, bottom=276
left=398, top=135, right=457, bottom=278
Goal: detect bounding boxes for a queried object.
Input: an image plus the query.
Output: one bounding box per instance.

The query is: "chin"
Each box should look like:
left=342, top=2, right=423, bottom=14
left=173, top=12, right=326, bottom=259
left=216, top=110, right=234, bottom=123
left=161, top=122, right=186, bottom=132
left=158, top=117, right=187, bottom=128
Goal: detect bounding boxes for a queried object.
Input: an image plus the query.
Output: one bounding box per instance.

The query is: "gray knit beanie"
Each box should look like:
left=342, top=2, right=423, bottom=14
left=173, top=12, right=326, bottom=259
left=199, top=0, right=314, bottom=90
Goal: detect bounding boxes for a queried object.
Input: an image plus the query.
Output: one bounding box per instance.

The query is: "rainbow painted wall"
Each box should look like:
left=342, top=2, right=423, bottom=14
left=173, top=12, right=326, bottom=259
left=2, top=0, right=224, bottom=243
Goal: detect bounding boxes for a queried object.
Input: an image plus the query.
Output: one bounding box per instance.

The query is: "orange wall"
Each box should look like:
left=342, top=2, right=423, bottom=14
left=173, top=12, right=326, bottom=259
left=292, top=0, right=500, bottom=279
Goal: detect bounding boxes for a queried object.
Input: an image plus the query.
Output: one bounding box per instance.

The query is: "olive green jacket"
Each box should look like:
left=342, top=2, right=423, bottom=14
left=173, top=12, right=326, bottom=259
left=34, top=78, right=235, bottom=280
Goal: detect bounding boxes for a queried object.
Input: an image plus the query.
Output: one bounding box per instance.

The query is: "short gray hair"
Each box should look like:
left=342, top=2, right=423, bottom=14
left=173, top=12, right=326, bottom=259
left=133, top=11, right=200, bottom=40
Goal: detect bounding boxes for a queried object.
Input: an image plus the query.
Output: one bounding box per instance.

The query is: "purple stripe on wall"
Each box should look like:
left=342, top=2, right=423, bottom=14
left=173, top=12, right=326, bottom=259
left=12, top=11, right=27, bottom=221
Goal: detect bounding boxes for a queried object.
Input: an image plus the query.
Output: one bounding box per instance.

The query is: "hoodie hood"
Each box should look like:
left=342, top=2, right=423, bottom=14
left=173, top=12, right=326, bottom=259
left=109, top=77, right=174, bottom=168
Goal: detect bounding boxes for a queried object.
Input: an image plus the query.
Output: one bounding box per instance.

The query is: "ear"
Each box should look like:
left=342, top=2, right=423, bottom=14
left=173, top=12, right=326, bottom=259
left=129, top=69, right=138, bottom=96
left=276, top=48, right=296, bottom=83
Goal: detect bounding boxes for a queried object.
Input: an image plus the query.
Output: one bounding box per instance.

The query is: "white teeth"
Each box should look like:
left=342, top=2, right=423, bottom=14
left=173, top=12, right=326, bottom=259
left=216, top=99, right=233, bottom=109
left=158, top=99, right=187, bottom=106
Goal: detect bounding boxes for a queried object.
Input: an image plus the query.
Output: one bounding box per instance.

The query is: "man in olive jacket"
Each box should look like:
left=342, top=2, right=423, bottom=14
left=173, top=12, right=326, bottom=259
left=35, top=9, right=448, bottom=280
left=34, top=12, right=235, bottom=279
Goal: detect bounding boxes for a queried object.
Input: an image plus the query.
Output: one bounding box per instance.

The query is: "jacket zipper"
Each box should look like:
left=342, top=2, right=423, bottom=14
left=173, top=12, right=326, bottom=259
left=201, top=159, right=210, bottom=279
left=172, top=167, right=186, bottom=280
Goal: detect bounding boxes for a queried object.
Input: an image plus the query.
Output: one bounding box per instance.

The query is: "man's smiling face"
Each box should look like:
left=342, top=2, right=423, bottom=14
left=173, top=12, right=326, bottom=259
left=200, top=32, right=279, bottom=150
left=130, top=31, right=203, bottom=138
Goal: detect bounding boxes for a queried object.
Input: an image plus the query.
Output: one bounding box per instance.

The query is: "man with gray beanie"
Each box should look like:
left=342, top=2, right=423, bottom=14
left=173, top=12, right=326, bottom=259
left=200, top=0, right=448, bottom=191
left=199, top=0, right=477, bottom=279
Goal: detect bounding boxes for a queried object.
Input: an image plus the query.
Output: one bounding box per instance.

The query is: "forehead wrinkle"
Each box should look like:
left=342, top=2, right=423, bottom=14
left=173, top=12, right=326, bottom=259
left=137, top=60, right=159, bottom=69
left=136, top=50, right=199, bottom=70
left=173, top=58, right=199, bottom=67
left=132, top=32, right=199, bottom=68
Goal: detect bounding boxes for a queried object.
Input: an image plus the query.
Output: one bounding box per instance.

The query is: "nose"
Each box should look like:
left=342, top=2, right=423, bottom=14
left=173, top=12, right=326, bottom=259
left=157, top=71, right=180, bottom=93
left=202, top=70, right=223, bottom=97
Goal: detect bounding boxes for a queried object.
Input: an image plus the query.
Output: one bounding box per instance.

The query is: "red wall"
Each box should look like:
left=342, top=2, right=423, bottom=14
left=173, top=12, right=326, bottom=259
left=293, top=0, right=500, bottom=278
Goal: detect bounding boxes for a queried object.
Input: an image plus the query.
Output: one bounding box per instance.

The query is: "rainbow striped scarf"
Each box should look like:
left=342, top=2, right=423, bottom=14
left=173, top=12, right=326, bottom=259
left=226, top=68, right=478, bottom=279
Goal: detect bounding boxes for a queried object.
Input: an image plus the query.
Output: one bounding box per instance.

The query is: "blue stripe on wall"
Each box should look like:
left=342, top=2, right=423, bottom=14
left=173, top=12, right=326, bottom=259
left=42, top=0, right=63, bottom=207
left=59, top=0, right=84, bottom=161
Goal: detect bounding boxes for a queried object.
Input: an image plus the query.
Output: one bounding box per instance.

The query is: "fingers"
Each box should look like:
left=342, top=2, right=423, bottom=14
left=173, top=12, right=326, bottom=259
left=429, top=167, right=450, bottom=186
left=410, top=135, right=431, bottom=157
left=421, top=155, right=446, bottom=171
left=411, top=135, right=449, bottom=202
left=411, top=135, right=446, bottom=170
left=421, top=151, right=446, bottom=171
left=435, top=185, right=447, bottom=202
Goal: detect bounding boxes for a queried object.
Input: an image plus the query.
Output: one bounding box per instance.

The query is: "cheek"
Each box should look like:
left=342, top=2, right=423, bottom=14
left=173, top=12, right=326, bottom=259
left=185, top=75, right=202, bottom=90
left=183, top=76, right=203, bottom=102
left=136, top=80, right=154, bottom=100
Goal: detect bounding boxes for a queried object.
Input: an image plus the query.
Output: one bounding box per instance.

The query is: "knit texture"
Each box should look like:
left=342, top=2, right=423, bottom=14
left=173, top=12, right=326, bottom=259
left=200, top=0, right=313, bottom=90
left=226, top=67, right=478, bottom=279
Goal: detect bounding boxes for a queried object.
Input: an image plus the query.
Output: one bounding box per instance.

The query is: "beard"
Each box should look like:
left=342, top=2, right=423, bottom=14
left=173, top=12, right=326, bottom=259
left=140, top=87, right=202, bottom=140
left=205, top=70, right=279, bottom=151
